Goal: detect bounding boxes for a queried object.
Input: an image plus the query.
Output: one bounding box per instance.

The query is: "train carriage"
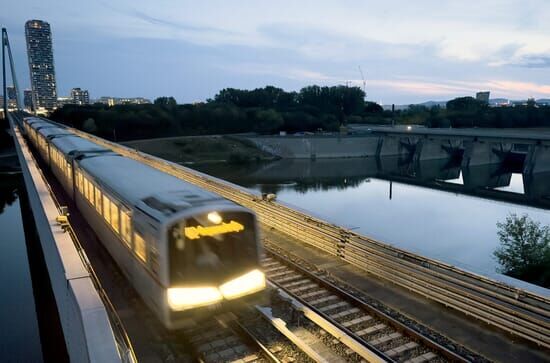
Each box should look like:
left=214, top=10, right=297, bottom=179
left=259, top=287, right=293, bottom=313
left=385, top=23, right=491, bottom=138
left=49, top=135, right=109, bottom=199
left=74, top=149, right=265, bottom=328
left=21, top=116, right=266, bottom=329
left=23, top=117, right=51, bottom=147
left=34, top=126, right=72, bottom=166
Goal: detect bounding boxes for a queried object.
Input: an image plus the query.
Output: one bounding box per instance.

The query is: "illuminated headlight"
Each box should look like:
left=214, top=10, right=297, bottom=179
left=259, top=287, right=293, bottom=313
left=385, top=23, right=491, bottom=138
left=220, top=269, right=266, bottom=300
left=167, top=287, right=222, bottom=311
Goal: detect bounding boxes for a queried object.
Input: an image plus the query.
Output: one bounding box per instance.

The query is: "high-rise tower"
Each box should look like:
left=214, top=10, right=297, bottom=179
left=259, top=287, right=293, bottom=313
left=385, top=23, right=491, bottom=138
left=25, top=20, right=57, bottom=112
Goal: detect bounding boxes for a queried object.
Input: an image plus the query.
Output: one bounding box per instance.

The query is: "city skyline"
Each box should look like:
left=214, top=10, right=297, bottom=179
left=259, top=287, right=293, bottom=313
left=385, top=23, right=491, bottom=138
left=1, top=1, right=550, bottom=104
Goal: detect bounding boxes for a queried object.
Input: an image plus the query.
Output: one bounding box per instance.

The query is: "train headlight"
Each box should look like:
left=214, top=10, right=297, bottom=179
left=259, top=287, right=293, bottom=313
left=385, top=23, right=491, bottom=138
left=220, top=269, right=266, bottom=300
left=167, top=287, right=223, bottom=311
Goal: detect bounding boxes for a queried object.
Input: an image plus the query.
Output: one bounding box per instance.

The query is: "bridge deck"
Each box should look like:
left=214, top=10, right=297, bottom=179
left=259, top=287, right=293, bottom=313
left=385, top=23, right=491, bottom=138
left=355, top=125, right=550, bottom=143
left=14, top=112, right=550, bottom=361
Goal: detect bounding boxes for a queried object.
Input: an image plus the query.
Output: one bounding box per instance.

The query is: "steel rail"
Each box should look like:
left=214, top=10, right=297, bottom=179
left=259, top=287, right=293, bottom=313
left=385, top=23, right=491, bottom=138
left=231, top=320, right=282, bottom=363
left=264, top=247, right=469, bottom=362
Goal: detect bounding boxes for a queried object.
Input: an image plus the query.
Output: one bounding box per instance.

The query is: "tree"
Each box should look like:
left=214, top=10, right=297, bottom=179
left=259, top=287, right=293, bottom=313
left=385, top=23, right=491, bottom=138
left=494, top=214, right=550, bottom=287
left=446, top=96, right=485, bottom=112
left=82, top=118, right=98, bottom=133
left=154, top=97, right=177, bottom=107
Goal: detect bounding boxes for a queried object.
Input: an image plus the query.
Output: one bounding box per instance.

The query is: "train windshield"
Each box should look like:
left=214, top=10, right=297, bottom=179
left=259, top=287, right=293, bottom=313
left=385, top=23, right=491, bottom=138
left=169, top=211, right=259, bottom=286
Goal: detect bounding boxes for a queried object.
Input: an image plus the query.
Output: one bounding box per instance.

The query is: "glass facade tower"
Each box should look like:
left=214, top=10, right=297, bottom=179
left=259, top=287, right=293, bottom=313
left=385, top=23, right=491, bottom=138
left=25, top=20, right=57, bottom=111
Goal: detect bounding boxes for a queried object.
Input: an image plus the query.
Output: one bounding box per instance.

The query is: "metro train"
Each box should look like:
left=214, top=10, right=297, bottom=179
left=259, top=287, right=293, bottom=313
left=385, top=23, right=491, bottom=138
left=22, top=116, right=266, bottom=329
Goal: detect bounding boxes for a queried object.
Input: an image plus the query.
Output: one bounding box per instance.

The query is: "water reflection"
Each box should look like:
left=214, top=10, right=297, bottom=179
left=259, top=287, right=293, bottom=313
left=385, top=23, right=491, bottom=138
left=0, top=175, right=43, bottom=362
left=193, top=157, right=550, bottom=279
left=196, top=156, right=550, bottom=209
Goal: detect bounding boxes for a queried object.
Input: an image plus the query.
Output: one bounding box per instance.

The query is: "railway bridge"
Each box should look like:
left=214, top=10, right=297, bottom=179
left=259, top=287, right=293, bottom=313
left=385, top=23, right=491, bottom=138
left=5, top=110, right=550, bottom=362
left=3, top=27, right=550, bottom=363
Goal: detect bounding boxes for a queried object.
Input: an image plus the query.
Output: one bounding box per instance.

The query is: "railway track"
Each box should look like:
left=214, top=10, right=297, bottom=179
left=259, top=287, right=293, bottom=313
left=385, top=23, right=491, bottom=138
left=261, top=248, right=469, bottom=363
left=44, top=118, right=550, bottom=350
left=185, top=315, right=280, bottom=363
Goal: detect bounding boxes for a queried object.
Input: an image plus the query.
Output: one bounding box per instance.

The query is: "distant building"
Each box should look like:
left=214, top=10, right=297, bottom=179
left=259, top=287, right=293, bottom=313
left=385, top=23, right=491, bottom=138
left=24, top=89, right=33, bottom=111
left=25, top=19, right=58, bottom=113
left=70, top=88, right=90, bottom=105
left=96, top=96, right=152, bottom=106
left=56, top=96, right=73, bottom=107
left=476, top=91, right=490, bottom=104
left=6, top=86, right=18, bottom=110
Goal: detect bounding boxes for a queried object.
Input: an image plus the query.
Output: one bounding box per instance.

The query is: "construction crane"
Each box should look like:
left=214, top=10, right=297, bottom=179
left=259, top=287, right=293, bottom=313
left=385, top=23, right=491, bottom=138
left=358, top=66, right=366, bottom=100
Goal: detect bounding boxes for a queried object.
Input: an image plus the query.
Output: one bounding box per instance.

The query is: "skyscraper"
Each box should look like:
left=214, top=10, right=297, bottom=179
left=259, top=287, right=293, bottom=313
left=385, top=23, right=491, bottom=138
left=25, top=20, right=57, bottom=112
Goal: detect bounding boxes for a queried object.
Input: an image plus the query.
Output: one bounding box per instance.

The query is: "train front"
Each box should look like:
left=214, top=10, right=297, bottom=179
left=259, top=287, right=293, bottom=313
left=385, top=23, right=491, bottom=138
left=165, top=206, right=266, bottom=328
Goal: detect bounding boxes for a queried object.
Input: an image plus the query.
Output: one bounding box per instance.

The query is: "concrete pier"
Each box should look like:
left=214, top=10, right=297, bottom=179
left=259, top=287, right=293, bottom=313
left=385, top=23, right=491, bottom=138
left=376, top=135, right=418, bottom=157
left=413, top=137, right=462, bottom=163
left=248, top=135, right=379, bottom=158
left=461, top=140, right=513, bottom=168
left=524, top=144, right=550, bottom=174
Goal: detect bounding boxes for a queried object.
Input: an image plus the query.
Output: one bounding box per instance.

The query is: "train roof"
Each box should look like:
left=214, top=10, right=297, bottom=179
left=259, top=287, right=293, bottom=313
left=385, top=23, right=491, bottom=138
left=29, top=121, right=54, bottom=129
left=51, top=134, right=109, bottom=155
left=37, top=126, right=72, bottom=138
left=78, top=154, right=228, bottom=220
left=25, top=117, right=45, bottom=124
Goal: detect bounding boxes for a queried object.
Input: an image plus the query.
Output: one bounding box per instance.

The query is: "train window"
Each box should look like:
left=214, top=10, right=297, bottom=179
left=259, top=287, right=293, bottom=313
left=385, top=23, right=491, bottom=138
left=150, top=250, right=159, bottom=275
left=103, top=195, right=111, bottom=223
left=83, top=177, right=89, bottom=198
left=95, top=188, right=102, bottom=214
left=87, top=182, right=93, bottom=203
left=75, top=170, right=80, bottom=191
left=67, top=162, right=72, bottom=183
left=91, top=183, right=96, bottom=204
left=110, top=203, right=120, bottom=233
left=120, top=210, right=131, bottom=246
left=169, top=211, right=258, bottom=285
left=134, top=232, right=147, bottom=262
left=79, top=172, right=83, bottom=192
left=87, top=180, right=94, bottom=203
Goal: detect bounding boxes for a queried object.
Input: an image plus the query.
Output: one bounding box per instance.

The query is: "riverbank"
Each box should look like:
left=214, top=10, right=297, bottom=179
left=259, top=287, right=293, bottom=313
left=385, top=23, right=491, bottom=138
left=122, top=135, right=275, bottom=164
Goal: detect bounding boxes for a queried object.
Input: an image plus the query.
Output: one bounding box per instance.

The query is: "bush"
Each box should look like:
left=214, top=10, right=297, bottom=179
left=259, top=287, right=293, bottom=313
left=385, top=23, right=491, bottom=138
left=227, top=152, right=251, bottom=164
left=494, top=214, right=550, bottom=287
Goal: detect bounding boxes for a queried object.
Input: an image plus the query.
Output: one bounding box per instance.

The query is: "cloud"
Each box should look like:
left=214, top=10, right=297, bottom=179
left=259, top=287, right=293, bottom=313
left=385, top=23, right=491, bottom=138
left=222, top=62, right=550, bottom=99
left=490, top=54, right=550, bottom=68
left=219, top=63, right=336, bottom=82
left=367, top=78, right=550, bottom=99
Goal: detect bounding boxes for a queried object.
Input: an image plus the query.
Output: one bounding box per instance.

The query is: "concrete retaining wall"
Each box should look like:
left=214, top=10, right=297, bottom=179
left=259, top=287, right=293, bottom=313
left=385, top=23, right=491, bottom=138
left=247, top=135, right=379, bottom=158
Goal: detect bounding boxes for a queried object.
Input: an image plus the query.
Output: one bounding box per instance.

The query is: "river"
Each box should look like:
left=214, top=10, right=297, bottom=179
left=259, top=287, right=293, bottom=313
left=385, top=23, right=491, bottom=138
left=193, top=157, right=550, bottom=290
left=0, top=174, right=43, bottom=362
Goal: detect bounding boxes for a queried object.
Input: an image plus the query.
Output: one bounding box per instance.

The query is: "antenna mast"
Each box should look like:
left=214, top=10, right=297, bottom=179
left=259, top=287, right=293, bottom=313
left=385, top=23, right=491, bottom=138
left=358, top=66, right=366, bottom=100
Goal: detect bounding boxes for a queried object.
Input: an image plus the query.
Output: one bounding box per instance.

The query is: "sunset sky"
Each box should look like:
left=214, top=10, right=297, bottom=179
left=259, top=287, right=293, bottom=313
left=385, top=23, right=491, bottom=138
left=2, top=0, right=550, bottom=104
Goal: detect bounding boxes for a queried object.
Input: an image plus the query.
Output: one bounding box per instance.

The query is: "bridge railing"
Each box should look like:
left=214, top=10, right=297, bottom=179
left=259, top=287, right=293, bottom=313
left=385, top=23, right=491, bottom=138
left=40, top=116, right=550, bottom=349
left=9, top=113, right=135, bottom=363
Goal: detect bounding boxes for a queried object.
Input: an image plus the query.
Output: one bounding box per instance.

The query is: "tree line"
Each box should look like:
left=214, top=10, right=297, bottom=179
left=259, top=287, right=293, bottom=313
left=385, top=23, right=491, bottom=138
left=50, top=86, right=373, bottom=140
left=49, top=86, right=550, bottom=141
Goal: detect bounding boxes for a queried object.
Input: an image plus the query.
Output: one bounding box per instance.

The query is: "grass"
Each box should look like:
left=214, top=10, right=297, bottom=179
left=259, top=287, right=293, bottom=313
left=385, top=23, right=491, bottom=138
left=122, top=135, right=274, bottom=164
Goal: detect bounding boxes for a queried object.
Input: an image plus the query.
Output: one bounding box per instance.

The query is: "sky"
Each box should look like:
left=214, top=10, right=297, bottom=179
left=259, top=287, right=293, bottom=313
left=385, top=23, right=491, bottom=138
left=2, top=0, right=550, bottom=104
